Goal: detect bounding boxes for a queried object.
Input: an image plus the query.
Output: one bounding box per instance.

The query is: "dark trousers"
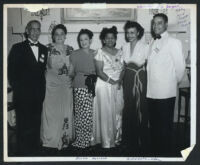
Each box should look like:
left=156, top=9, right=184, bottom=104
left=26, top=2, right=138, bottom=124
left=147, top=97, right=175, bottom=156
left=15, top=99, right=42, bottom=156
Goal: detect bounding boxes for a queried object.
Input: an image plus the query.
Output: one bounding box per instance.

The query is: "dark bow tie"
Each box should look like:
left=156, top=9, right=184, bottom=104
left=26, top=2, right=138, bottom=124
left=29, top=42, right=39, bottom=47
left=154, top=35, right=161, bottom=40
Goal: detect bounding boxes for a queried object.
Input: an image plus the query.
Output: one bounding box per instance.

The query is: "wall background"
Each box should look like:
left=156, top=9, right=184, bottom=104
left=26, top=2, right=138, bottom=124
left=7, top=8, right=191, bottom=122
left=7, top=8, right=190, bottom=54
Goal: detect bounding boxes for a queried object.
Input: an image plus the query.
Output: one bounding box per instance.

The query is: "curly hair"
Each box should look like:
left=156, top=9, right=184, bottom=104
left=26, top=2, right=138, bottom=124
left=77, top=29, right=93, bottom=48
left=124, top=21, right=144, bottom=41
left=99, top=26, right=118, bottom=46
left=51, top=24, right=67, bottom=43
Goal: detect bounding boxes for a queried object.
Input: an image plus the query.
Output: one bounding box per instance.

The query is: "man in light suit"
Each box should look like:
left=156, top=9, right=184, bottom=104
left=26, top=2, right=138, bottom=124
left=8, top=20, right=48, bottom=156
left=147, top=13, right=185, bottom=156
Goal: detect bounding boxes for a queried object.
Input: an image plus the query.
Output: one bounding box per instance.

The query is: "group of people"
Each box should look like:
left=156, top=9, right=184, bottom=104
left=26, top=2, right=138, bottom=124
left=8, top=13, right=186, bottom=156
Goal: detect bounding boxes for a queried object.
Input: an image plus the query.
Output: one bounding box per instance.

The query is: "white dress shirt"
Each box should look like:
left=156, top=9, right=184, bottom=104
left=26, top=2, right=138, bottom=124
left=28, top=38, right=39, bottom=62
left=122, top=40, right=148, bottom=66
left=146, top=31, right=185, bottom=99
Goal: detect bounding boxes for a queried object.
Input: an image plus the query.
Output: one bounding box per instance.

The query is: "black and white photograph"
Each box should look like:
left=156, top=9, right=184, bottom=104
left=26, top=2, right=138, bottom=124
left=3, top=3, right=197, bottom=162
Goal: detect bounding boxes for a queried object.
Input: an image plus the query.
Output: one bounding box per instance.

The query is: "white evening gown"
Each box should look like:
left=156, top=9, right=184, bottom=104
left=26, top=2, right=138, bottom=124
left=92, top=49, right=124, bottom=148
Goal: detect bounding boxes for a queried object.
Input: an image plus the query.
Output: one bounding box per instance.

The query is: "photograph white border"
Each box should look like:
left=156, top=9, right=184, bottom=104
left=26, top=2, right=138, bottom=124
left=3, top=3, right=197, bottom=162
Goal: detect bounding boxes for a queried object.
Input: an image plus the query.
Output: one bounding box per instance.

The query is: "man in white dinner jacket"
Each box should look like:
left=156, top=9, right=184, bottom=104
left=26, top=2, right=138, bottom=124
left=146, top=13, right=185, bottom=156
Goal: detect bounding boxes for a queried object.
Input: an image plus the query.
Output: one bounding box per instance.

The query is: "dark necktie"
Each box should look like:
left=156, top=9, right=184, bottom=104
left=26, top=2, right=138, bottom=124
left=154, top=35, right=161, bottom=40
left=29, top=42, right=39, bottom=47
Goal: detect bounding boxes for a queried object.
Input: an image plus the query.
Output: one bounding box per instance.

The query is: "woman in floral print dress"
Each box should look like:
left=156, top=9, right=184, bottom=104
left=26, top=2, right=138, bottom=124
left=40, top=24, right=74, bottom=150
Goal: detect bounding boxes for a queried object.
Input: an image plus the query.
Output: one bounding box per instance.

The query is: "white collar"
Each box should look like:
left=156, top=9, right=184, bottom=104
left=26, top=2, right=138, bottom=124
left=160, top=31, right=168, bottom=38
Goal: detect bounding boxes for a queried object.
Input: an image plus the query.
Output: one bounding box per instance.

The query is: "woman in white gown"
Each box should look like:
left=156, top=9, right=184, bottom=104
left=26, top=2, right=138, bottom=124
left=92, top=26, right=124, bottom=148
left=40, top=24, right=74, bottom=150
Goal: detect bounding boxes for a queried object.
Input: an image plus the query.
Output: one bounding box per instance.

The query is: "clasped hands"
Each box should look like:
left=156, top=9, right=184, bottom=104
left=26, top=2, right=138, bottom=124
left=110, top=79, right=122, bottom=90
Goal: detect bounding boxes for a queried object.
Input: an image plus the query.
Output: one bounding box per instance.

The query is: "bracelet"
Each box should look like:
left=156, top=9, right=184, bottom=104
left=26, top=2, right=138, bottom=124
left=106, top=77, right=110, bottom=83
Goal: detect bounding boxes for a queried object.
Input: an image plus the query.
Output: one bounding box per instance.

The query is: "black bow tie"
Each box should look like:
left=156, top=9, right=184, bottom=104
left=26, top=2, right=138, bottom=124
left=29, top=42, right=39, bottom=47
left=154, top=35, right=161, bottom=40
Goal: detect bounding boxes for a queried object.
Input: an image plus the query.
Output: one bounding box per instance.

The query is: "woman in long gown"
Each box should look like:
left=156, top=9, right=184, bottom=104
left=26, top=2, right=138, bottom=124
left=40, top=24, right=74, bottom=150
left=92, top=26, right=124, bottom=148
left=121, top=21, right=149, bottom=154
left=70, top=29, right=96, bottom=149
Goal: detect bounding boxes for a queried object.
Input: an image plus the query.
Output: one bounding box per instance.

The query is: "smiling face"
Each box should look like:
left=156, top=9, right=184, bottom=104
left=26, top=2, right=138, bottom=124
left=26, top=22, right=41, bottom=42
left=53, top=28, right=66, bottom=44
left=104, top=33, right=116, bottom=48
left=152, top=16, right=168, bottom=35
left=79, top=33, right=92, bottom=49
left=126, top=27, right=139, bottom=42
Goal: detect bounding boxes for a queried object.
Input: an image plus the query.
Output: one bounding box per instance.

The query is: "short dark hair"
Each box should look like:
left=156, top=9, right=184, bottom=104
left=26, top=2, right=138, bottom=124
left=77, top=29, right=93, bottom=48
left=51, top=24, right=67, bottom=43
left=124, top=21, right=144, bottom=41
left=99, top=26, right=118, bottom=46
left=24, top=20, right=41, bottom=39
left=153, top=13, right=168, bottom=23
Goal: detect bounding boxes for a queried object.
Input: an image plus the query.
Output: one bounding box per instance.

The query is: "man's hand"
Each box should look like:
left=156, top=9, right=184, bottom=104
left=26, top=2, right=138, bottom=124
left=8, top=110, right=16, bottom=127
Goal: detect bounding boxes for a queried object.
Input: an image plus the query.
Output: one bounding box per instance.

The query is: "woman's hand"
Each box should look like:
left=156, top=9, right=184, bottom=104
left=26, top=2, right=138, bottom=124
left=47, top=53, right=53, bottom=69
left=8, top=110, right=16, bottom=127
left=68, top=58, right=75, bottom=78
left=117, top=81, right=122, bottom=90
left=109, top=79, right=119, bottom=85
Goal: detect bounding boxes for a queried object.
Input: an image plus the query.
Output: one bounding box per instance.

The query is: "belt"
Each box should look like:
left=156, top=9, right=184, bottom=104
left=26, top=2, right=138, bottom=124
left=126, top=66, right=145, bottom=124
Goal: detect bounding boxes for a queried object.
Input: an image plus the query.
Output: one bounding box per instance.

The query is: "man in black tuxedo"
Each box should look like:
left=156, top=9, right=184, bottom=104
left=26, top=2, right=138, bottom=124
left=8, top=20, right=48, bottom=156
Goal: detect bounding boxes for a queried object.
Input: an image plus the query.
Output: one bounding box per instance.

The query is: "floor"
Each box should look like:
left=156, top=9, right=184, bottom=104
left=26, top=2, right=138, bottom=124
left=8, top=122, right=190, bottom=157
